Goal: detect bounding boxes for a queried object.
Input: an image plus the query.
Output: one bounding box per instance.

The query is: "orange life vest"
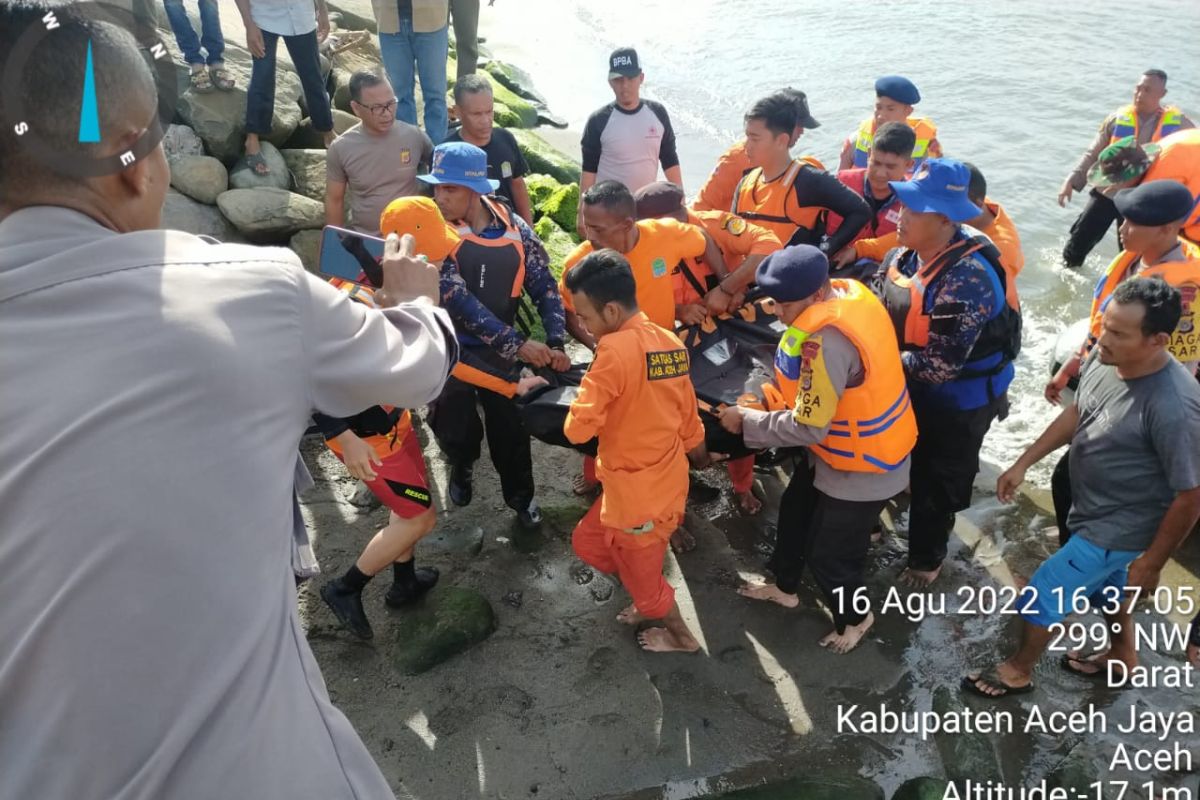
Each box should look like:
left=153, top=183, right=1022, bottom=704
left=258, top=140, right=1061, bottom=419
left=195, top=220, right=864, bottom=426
left=1109, top=104, right=1186, bottom=145
left=451, top=195, right=526, bottom=326
left=1087, top=243, right=1200, bottom=362
left=731, top=155, right=826, bottom=247
left=1142, top=130, right=1200, bottom=242
left=772, top=280, right=917, bottom=473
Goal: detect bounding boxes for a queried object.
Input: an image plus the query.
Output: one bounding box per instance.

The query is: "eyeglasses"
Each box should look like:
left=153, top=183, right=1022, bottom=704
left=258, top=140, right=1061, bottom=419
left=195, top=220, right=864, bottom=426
left=356, top=97, right=398, bottom=116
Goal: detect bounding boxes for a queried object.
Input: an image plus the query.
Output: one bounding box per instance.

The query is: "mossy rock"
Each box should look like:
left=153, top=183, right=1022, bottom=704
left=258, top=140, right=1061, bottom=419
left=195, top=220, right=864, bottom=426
left=492, top=101, right=522, bottom=130
left=482, top=59, right=548, bottom=105
left=480, top=72, right=538, bottom=128
left=390, top=587, right=496, bottom=675
left=324, top=0, right=377, bottom=33
left=525, top=173, right=563, bottom=210
left=892, top=777, right=950, bottom=800
left=932, top=687, right=1003, bottom=786
left=533, top=214, right=579, bottom=274
left=715, top=775, right=884, bottom=800
left=539, top=182, right=579, bottom=235
left=511, top=129, right=581, bottom=185
left=538, top=503, right=587, bottom=533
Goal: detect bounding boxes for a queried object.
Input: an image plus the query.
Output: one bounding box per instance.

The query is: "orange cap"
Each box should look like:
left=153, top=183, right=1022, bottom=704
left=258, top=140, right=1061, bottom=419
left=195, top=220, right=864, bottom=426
left=378, top=196, right=460, bottom=262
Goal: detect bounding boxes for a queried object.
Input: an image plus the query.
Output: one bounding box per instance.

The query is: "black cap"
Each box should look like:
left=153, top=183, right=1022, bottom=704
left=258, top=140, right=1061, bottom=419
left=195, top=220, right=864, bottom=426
left=1114, top=180, right=1195, bottom=226
left=778, top=88, right=820, bottom=129
left=634, top=181, right=685, bottom=219
left=609, top=47, right=641, bottom=79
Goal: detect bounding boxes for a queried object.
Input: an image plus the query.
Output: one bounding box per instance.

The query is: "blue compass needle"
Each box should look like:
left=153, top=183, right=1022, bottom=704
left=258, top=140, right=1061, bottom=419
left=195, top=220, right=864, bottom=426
left=78, top=39, right=101, bottom=143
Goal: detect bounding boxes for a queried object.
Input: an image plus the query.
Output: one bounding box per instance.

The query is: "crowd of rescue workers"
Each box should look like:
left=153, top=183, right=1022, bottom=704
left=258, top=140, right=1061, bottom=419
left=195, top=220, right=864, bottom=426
left=311, top=53, right=1200, bottom=700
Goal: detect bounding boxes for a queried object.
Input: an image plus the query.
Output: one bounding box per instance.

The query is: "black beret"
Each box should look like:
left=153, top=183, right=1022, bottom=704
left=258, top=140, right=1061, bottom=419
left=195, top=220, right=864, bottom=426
left=633, top=181, right=685, bottom=219
left=755, top=245, right=829, bottom=302
left=1114, top=180, right=1195, bottom=226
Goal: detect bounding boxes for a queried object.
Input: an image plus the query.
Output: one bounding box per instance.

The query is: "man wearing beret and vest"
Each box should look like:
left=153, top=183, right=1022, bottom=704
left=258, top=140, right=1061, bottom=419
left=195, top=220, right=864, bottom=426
left=634, top=180, right=781, bottom=515
left=563, top=249, right=712, bottom=654
left=837, top=76, right=942, bottom=175
left=419, top=142, right=570, bottom=530
left=1059, top=69, right=1194, bottom=268
left=875, top=159, right=1022, bottom=588
left=719, top=245, right=916, bottom=654
left=733, top=93, right=871, bottom=256
left=693, top=88, right=820, bottom=215
left=1044, top=180, right=1200, bottom=547
left=561, top=180, right=728, bottom=501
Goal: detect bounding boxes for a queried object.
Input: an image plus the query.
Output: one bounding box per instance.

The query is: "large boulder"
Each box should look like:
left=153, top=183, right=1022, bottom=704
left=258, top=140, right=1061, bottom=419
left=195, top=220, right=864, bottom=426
left=480, top=72, right=537, bottom=129
left=482, top=60, right=548, bottom=106
left=229, top=141, right=292, bottom=191
left=178, top=89, right=302, bottom=163
left=324, top=0, right=378, bottom=33
left=161, top=189, right=240, bottom=241
left=285, top=110, right=359, bottom=149
left=511, top=129, right=580, bottom=185
left=217, top=187, right=325, bottom=240
left=169, top=155, right=229, bottom=205
left=281, top=149, right=329, bottom=201
left=892, top=778, right=951, bottom=800
left=289, top=229, right=324, bottom=273
left=538, top=182, right=579, bottom=235
left=491, top=102, right=522, bottom=130
left=389, top=587, right=496, bottom=675
left=163, top=124, right=205, bottom=162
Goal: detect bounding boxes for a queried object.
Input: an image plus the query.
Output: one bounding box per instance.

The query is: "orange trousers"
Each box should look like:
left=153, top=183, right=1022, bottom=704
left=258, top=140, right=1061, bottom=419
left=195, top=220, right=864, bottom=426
left=585, top=454, right=754, bottom=493
left=571, top=500, right=678, bottom=619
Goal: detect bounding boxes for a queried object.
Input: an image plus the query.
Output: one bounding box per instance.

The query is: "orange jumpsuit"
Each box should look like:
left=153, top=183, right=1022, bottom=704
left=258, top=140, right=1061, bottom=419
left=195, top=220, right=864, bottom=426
left=674, top=209, right=781, bottom=306
left=693, top=140, right=752, bottom=213
left=564, top=313, right=705, bottom=619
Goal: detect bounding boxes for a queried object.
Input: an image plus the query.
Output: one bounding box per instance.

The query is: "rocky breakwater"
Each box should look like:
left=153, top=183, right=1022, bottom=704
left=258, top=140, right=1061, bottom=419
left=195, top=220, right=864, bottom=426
left=158, top=0, right=585, bottom=280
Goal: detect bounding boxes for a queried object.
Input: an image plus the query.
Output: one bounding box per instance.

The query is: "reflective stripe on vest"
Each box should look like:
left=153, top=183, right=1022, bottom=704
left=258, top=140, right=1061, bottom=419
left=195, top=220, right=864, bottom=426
left=1110, top=105, right=1185, bottom=145
left=1087, top=242, right=1200, bottom=361
left=450, top=195, right=526, bottom=325
left=731, top=156, right=825, bottom=246
left=772, top=280, right=917, bottom=473
left=852, top=117, right=937, bottom=171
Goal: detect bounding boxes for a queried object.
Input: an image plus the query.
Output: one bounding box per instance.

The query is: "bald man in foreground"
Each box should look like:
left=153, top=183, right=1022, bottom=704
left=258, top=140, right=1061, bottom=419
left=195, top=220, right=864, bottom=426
left=0, top=5, right=455, bottom=798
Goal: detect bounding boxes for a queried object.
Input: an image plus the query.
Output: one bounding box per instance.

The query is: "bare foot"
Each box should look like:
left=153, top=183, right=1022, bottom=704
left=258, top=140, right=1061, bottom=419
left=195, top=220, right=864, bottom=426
left=572, top=473, right=600, bottom=497
left=616, top=603, right=644, bottom=626
left=735, top=489, right=762, bottom=516
left=636, top=626, right=700, bottom=653
left=819, top=612, right=875, bottom=654
left=670, top=526, right=696, bottom=553
left=737, top=581, right=799, bottom=608
left=899, top=565, right=942, bottom=588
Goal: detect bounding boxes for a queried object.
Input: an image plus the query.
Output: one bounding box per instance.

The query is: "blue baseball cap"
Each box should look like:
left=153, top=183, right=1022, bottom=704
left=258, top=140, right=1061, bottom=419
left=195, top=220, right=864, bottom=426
left=875, top=75, right=920, bottom=105
left=756, top=245, right=829, bottom=302
left=417, top=141, right=499, bottom=194
left=889, top=159, right=981, bottom=222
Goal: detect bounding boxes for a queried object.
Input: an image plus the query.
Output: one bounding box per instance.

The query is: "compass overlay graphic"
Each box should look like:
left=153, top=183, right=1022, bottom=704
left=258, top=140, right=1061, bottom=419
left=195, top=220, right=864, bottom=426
left=2, top=1, right=179, bottom=178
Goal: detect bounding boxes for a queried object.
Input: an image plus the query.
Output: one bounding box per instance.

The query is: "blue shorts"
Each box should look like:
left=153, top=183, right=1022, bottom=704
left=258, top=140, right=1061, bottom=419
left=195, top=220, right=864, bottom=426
left=1020, top=534, right=1142, bottom=627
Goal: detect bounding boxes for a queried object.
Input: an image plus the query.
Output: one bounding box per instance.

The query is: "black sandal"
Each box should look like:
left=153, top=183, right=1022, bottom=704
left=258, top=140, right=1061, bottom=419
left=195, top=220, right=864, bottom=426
left=961, top=670, right=1035, bottom=699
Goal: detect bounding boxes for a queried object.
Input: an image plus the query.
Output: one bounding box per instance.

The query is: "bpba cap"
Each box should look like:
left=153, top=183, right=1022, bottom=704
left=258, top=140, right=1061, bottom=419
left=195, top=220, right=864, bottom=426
left=875, top=75, right=921, bottom=105
left=609, top=47, right=641, bottom=79
left=1114, top=179, right=1195, bottom=226
left=756, top=245, right=830, bottom=303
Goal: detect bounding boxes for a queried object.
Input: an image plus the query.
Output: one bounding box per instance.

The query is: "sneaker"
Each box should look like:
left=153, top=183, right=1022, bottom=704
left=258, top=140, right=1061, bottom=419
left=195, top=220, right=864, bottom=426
left=319, top=579, right=373, bottom=640
left=516, top=501, right=543, bottom=530
left=384, top=567, right=440, bottom=608
left=449, top=464, right=473, bottom=507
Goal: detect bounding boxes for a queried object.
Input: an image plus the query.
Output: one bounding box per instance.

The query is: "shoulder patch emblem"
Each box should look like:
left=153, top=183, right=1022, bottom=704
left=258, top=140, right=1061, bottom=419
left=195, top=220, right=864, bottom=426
left=723, top=214, right=747, bottom=236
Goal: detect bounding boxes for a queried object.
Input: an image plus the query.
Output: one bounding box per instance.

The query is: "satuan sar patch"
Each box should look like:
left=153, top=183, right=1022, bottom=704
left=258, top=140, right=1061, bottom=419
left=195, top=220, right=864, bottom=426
left=646, top=349, right=690, bottom=381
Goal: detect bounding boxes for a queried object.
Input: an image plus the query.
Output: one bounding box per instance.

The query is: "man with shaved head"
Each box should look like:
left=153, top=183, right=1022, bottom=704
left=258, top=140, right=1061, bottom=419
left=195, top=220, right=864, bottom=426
left=0, top=4, right=455, bottom=797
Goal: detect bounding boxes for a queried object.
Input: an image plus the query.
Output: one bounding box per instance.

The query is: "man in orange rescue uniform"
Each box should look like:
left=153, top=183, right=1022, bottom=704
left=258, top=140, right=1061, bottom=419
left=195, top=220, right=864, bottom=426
left=561, top=179, right=728, bottom=498
left=719, top=245, right=917, bottom=653
left=563, top=249, right=713, bottom=653
left=634, top=180, right=780, bottom=515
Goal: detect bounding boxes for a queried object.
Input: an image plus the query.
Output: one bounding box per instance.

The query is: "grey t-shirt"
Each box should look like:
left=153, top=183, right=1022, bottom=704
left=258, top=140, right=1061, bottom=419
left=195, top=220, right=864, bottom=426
left=326, top=120, right=434, bottom=234
left=742, top=325, right=910, bottom=502
left=1069, top=353, right=1200, bottom=551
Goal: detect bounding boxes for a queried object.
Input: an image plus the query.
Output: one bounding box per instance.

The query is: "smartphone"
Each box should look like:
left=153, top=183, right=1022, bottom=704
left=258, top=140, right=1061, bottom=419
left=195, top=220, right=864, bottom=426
left=318, top=225, right=385, bottom=288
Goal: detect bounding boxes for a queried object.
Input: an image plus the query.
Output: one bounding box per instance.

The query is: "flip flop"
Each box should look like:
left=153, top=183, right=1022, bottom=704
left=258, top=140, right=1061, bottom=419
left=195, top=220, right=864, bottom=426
left=961, top=670, right=1035, bottom=699
left=1059, top=653, right=1107, bottom=679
